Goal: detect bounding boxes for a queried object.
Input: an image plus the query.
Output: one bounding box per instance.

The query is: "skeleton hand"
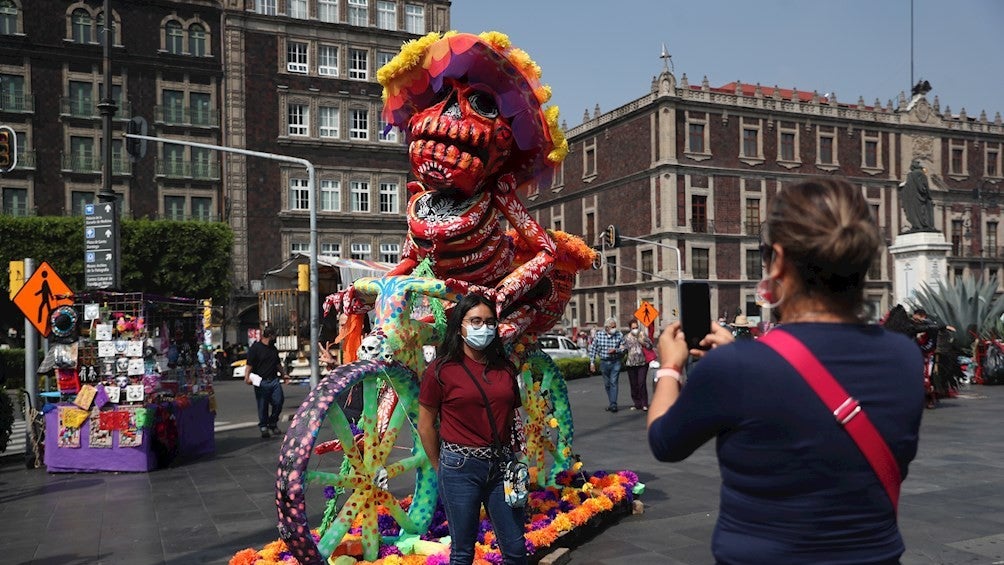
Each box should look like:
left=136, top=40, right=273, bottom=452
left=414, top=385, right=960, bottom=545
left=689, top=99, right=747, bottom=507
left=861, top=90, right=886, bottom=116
left=445, top=278, right=500, bottom=303
left=495, top=173, right=517, bottom=194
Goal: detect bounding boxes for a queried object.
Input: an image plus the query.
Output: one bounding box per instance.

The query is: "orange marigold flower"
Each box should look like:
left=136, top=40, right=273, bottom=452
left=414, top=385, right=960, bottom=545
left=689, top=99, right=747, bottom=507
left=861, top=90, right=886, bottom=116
left=228, top=548, right=258, bottom=565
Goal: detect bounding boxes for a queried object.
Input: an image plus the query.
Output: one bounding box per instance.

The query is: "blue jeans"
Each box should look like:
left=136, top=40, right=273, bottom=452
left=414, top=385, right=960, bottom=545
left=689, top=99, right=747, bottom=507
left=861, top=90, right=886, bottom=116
left=438, top=447, right=527, bottom=565
left=254, top=379, right=284, bottom=429
left=600, top=358, right=622, bottom=407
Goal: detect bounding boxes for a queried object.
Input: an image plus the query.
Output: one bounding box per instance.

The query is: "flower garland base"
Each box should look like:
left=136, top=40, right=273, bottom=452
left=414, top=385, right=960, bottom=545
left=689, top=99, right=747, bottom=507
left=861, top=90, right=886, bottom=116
left=230, top=470, right=642, bottom=565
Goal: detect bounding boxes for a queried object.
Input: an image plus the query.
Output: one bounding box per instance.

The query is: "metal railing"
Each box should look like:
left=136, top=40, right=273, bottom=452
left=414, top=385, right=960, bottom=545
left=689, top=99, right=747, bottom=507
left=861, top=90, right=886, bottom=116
left=13, top=150, right=35, bottom=169
left=0, top=93, right=34, bottom=113
left=61, top=154, right=131, bottom=174
left=60, top=97, right=131, bottom=119
left=154, top=105, right=219, bottom=127
left=155, top=160, right=221, bottom=179
left=1, top=204, right=34, bottom=216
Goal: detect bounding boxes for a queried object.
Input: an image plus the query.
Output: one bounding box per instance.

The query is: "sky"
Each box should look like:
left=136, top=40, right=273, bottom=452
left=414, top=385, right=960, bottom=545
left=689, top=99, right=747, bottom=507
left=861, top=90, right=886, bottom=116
left=452, top=0, right=1004, bottom=129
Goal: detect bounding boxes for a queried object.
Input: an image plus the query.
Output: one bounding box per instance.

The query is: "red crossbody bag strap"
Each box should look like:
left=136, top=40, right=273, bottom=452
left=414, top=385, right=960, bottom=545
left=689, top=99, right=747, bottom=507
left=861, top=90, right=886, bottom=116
left=759, top=329, right=901, bottom=512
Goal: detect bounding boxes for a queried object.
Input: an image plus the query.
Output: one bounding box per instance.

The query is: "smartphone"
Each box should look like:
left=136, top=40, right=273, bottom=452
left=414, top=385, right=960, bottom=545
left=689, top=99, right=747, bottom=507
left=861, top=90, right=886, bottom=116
left=679, top=281, right=712, bottom=350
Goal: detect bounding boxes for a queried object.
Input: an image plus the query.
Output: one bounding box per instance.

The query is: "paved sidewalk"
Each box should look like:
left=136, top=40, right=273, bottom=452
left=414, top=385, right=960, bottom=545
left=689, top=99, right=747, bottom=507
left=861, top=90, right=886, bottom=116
left=1, top=377, right=1003, bottom=564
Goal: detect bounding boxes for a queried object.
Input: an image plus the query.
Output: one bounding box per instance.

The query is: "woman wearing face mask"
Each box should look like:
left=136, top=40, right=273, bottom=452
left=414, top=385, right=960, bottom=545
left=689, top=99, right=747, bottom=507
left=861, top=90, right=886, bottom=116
left=417, top=294, right=526, bottom=565
left=648, top=178, right=923, bottom=564
left=623, top=320, right=653, bottom=411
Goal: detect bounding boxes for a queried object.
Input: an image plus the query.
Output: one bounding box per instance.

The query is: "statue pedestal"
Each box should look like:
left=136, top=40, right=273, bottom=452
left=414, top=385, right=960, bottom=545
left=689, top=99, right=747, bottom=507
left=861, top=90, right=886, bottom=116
left=888, top=232, right=952, bottom=304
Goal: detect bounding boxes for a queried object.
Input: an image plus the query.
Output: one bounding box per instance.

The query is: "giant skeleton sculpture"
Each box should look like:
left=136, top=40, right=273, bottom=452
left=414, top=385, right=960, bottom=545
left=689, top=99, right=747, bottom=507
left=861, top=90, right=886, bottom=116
left=276, top=32, right=596, bottom=564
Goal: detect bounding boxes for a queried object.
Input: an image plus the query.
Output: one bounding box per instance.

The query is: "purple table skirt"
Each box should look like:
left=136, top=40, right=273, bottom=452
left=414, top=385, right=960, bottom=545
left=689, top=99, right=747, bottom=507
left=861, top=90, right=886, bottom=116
left=44, top=397, right=215, bottom=473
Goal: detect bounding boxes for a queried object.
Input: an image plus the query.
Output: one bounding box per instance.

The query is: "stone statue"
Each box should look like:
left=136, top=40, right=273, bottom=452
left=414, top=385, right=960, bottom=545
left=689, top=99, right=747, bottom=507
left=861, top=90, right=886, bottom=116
left=899, top=159, right=937, bottom=232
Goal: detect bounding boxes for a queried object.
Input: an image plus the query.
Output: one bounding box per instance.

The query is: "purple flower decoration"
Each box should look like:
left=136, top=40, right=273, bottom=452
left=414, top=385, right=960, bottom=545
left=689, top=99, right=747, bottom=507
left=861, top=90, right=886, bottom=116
left=524, top=539, right=537, bottom=554
left=378, top=545, right=403, bottom=558
left=483, top=551, right=503, bottom=564
left=378, top=513, right=401, bottom=536
left=425, top=553, right=450, bottom=565
left=593, top=470, right=610, bottom=479
left=323, top=486, right=336, bottom=500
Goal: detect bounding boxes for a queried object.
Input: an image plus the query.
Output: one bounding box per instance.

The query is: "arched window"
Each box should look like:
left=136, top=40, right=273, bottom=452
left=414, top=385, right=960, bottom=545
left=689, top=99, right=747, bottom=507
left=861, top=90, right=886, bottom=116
left=188, top=23, right=206, bottom=57
left=165, top=20, right=183, bottom=54
left=0, top=0, right=17, bottom=35
left=71, top=8, right=91, bottom=43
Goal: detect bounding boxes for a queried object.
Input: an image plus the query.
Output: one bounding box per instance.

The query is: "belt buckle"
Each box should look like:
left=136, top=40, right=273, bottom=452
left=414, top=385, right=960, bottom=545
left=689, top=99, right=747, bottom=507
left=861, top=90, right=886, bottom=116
left=833, top=397, right=861, bottom=425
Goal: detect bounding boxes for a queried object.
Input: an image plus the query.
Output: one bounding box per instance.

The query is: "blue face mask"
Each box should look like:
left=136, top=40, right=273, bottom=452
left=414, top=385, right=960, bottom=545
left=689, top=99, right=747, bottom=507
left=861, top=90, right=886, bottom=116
left=463, top=324, right=496, bottom=350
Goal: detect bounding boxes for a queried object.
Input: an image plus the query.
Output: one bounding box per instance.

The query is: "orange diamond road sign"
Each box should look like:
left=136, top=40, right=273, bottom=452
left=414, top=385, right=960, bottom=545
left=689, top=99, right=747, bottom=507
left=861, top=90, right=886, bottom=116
left=12, top=261, right=75, bottom=337
left=634, top=301, right=659, bottom=327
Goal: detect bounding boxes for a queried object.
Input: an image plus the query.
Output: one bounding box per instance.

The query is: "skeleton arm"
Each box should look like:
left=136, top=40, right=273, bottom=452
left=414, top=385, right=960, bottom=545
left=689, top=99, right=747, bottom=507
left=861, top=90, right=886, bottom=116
left=489, top=188, right=556, bottom=313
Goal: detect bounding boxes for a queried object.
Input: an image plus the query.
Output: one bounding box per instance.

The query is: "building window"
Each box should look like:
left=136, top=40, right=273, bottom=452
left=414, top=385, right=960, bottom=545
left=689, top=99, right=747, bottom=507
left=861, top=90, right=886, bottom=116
left=380, top=243, right=400, bottom=263
left=0, top=73, right=23, bottom=111
left=987, top=146, right=1000, bottom=177
left=692, top=248, right=709, bottom=279
left=161, top=89, right=184, bottom=123
left=256, top=0, right=277, bottom=15
left=688, top=122, right=705, bottom=154
left=188, top=23, right=206, bottom=56
left=779, top=131, right=796, bottom=162
left=289, top=0, right=307, bottom=19
left=164, top=196, right=186, bottom=220
left=405, top=4, right=424, bottom=34
left=582, top=138, right=596, bottom=177
left=605, top=255, right=617, bottom=285
left=71, top=9, right=92, bottom=43
left=165, top=20, right=183, bottom=54
left=192, top=147, right=214, bottom=178
left=162, top=143, right=184, bottom=176
left=2, top=187, right=27, bottom=216
left=69, top=136, right=94, bottom=170
left=70, top=191, right=93, bottom=215
left=745, top=198, right=760, bottom=235
left=864, top=140, right=878, bottom=168
left=379, top=182, right=398, bottom=213
left=192, top=197, right=213, bottom=221
left=553, top=218, right=561, bottom=231
left=819, top=134, right=835, bottom=165
left=376, top=50, right=395, bottom=70
left=289, top=178, right=309, bottom=210
left=691, top=195, right=707, bottom=233
left=190, top=92, right=211, bottom=126
left=319, top=106, right=340, bottom=138
left=641, top=249, right=653, bottom=282
left=951, top=148, right=964, bottom=175
left=291, top=242, right=309, bottom=255
left=862, top=131, right=882, bottom=170
left=351, top=180, right=369, bottom=212
left=319, top=45, right=339, bottom=76
left=348, top=0, right=368, bottom=26
left=321, top=242, right=340, bottom=256
left=745, top=248, right=761, bottom=280
left=379, top=116, right=398, bottom=142
left=320, top=179, right=341, bottom=211
left=949, top=140, right=967, bottom=176
left=551, top=161, right=564, bottom=188
left=319, top=0, right=338, bottom=22
left=0, top=0, right=17, bottom=35
left=585, top=211, right=595, bottom=245
left=951, top=219, right=963, bottom=255
left=350, top=242, right=371, bottom=260
left=68, top=81, right=93, bottom=117
left=742, top=127, right=759, bottom=158
left=350, top=108, right=368, bottom=140
left=288, top=104, right=309, bottom=136
left=377, top=1, right=396, bottom=30
left=988, top=221, right=998, bottom=257
left=349, top=48, right=368, bottom=80
left=287, top=41, right=308, bottom=73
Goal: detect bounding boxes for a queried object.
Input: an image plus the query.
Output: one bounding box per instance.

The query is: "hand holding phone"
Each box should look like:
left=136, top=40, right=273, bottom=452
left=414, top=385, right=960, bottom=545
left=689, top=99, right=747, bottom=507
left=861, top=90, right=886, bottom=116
left=679, top=281, right=712, bottom=351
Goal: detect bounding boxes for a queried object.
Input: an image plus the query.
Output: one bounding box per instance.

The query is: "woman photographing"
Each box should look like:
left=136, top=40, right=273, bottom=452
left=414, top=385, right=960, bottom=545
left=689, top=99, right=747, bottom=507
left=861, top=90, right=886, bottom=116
left=417, top=295, right=526, bottom=565
left=648, top=178, right=924, bottom=564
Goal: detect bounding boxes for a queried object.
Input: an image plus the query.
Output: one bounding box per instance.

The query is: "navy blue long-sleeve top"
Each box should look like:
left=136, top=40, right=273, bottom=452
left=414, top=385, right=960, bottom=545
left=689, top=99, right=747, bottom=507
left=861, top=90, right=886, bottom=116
left=649, top=323, right=924, bottom=564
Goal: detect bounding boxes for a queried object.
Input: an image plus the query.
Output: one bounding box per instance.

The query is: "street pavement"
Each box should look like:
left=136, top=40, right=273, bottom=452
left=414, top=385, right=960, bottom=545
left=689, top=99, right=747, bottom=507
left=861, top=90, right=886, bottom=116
left=2, top=373, right=1004, bottom=564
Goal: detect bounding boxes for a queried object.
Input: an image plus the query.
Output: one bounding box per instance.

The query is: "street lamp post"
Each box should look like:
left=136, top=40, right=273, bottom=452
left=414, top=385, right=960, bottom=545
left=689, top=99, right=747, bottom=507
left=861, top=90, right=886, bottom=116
left=972, top=178, right=1000, bottom=281
left=98, top=0, right=117, bottom=203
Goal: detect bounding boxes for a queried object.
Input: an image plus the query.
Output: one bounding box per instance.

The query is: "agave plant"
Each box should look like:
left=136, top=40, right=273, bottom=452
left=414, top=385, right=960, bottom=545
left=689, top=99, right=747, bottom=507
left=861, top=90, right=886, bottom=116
left=910, top=276, right=1004, bottom=348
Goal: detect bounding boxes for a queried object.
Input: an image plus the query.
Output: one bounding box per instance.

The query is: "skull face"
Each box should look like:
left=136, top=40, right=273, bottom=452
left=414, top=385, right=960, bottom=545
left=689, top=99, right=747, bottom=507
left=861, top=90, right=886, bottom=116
left=115, top=375, right=130, bottom=388
left=407, top=78, right=514, bottom=198
left=357, top=328, right=390, bottom=362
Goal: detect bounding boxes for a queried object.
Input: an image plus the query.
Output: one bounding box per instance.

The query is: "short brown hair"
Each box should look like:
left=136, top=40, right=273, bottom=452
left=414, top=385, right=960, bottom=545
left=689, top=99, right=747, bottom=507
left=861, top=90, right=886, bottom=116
left=763, top=178, right=882, bottom=314
left=261, top=325, right=277, bottom=339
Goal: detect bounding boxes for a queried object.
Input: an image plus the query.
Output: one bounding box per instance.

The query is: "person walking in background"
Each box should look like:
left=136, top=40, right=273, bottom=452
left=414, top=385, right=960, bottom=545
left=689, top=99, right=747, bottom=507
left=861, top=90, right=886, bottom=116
left=623, top=320, right=652, bottom=411
left=417, top=295, right=526, bottom=565
left=245, top=325, right=287, bottom=439
left=647, top=178, right=923, bottom=564
left=589, top=317, right=627, bottom=412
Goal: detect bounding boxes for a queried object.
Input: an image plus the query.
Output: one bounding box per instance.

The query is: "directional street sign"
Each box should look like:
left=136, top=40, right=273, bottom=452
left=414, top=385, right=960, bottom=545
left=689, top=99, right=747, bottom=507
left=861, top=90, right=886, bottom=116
left=12, top=261, right=74, bottom=337
left=84, top=201, right=120, bottom=289
left=634, top=301, right=660, bottom=327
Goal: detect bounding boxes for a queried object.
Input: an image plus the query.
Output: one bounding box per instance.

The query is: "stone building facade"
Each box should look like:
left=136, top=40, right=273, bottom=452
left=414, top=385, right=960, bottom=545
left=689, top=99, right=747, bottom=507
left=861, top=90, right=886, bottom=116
left=525, top=69, right=1004, bottom=330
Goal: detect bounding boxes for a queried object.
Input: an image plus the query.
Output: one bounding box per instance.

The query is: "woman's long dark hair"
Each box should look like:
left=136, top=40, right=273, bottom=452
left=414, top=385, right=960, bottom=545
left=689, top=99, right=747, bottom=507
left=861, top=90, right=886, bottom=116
left=436, top=293, right=511, bottom=370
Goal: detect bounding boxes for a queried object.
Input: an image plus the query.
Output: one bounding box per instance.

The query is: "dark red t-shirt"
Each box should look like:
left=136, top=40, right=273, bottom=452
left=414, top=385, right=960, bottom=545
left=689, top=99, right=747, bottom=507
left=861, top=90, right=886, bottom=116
left=419, top=355, right=521, bottom=448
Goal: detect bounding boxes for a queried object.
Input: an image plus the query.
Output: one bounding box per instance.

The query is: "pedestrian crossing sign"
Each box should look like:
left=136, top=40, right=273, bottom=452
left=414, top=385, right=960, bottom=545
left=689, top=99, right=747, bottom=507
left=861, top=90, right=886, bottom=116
left=12, top=261, right=75, bottom=337
left=634, top=301, right=659, bottom=327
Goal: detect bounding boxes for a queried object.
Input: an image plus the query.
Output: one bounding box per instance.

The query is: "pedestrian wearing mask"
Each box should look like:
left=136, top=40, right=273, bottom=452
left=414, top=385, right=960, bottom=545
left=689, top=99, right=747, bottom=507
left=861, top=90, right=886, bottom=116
left=647, top=178, right=923, bottom=564
left=417, top=294, right=526, bottom=565
left=623, top=320, right=653, bottom=411
left=588, top=318, right=627, bottom=412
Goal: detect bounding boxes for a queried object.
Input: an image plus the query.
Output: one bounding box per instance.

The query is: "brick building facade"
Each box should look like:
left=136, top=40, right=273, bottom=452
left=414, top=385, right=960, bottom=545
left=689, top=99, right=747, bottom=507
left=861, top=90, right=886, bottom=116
left=525, top=68, right=1004, bottom=330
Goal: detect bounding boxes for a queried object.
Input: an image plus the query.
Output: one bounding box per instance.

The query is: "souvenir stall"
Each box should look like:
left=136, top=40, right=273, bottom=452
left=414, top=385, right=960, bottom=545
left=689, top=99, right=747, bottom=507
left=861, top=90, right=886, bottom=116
left=42, top=291, right=217, bottom=473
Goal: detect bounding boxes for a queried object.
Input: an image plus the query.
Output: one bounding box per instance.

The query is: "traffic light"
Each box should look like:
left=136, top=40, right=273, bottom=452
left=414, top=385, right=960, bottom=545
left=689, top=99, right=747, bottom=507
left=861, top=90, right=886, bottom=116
left=126, top=116, right=148, bottom=161
left=602, top=224, right=619, bottom=248
left=0, top=125, right=17, bottom=173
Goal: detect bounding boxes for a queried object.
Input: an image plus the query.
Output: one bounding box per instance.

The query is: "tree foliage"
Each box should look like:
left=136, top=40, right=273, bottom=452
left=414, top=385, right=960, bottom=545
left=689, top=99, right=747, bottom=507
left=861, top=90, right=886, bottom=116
left=0, top=216, right=233, bottom=303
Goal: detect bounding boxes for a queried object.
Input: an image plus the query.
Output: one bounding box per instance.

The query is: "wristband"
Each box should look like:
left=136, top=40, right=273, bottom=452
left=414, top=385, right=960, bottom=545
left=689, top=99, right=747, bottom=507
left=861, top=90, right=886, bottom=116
left=655, top=367, right=682, bottom=383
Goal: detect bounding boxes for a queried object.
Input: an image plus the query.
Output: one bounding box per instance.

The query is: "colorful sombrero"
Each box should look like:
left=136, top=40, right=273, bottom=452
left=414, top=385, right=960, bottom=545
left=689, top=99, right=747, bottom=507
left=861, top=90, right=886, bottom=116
left=378, top=31, right=568, bottom=183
